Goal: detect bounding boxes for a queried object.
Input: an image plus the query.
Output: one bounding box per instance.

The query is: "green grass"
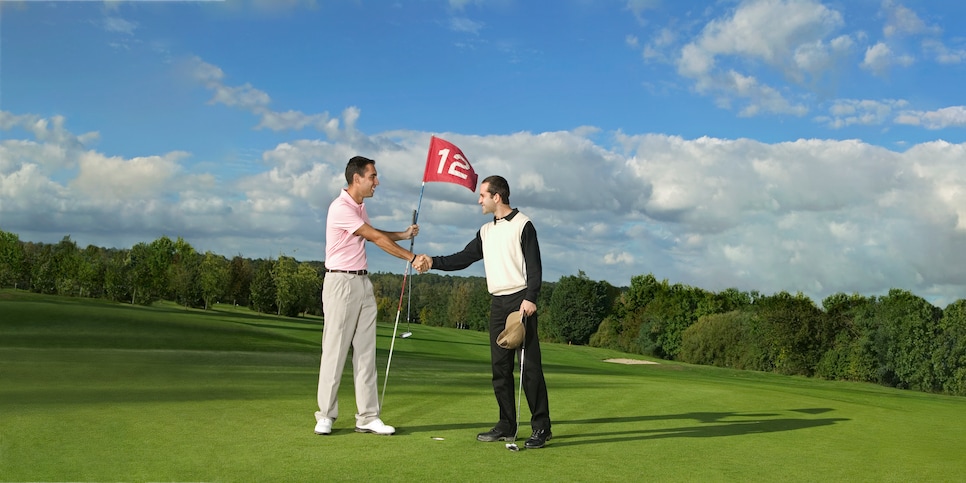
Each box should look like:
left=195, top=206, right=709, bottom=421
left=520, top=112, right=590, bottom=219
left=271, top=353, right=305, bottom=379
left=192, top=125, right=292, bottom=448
left=2, top=289, right=965, bottom=482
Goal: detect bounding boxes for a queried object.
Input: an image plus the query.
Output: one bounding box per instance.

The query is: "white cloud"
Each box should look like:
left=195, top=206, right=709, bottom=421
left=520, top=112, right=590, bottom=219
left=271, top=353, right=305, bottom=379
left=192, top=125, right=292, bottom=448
left=693, top=0, right=843, bottom=68
left=71, top=151, right=186, bottom=201
left=257, top=110, right=332, bottom=132
left=864, top=2, right=957, bottom=72
left=895, top=106, right=966, bottom=129
left=641, top=27, right=676, bottom=61
left=5, top=111, right=966, bottom=304
left=103, top=16, right=137, bottom=35
left=209, top=83, right=271, bottom=111
left=185, top=56, right=353, bottom=138
left=882, top=0, right=940, bottom=38
left=614, top=132, right=966, bottom=303
left=817, top=98, right=908, bottom=128
left=675, top=0, right=847, bottom=116
left=449, top=17, right=483, bottom=34
left=626, top=0, right=661, bottom=22
left=0, top=111, right=99, bottom=172
left=922, top=39, right=966, bottom=65
left=861, top=42, right=892, bottom=74
left=603, top=251, right=635, bottom=265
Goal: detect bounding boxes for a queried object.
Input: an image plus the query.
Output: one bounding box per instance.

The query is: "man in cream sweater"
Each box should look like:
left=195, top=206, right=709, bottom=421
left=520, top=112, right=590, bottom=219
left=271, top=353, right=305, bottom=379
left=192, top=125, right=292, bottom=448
left=414, top=175, right=552, bottom=449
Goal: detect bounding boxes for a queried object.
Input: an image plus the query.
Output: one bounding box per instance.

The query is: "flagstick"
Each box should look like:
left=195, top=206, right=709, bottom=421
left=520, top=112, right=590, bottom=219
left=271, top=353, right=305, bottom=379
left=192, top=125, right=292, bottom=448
left=405, top=182, right=426, bottom=336
left=381, top=183, right=425, bottom=408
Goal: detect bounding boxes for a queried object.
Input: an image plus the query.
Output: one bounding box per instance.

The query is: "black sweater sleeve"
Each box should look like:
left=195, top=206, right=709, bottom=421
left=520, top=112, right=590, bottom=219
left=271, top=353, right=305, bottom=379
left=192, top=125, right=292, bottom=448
left=522, top=221, right=542, bottom=303
left=432, top=231, right=484, bottom=271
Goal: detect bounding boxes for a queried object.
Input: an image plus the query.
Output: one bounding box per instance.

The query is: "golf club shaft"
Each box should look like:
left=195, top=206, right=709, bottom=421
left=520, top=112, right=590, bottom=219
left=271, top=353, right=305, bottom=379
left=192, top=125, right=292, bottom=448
left=516, top=345, right=525, bottom=440
left=406, top=209, right=416, bottom=332
left=380, top=212, right=417, bottom=407
left=381, top=296, right=403, bottom=408
left=515, top=314, right=528, bottom=439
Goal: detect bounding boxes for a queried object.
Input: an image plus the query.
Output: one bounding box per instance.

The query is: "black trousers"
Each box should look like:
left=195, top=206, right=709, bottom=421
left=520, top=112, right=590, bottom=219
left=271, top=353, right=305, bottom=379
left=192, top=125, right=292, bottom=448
left=489, top=290, right=551, bottom=433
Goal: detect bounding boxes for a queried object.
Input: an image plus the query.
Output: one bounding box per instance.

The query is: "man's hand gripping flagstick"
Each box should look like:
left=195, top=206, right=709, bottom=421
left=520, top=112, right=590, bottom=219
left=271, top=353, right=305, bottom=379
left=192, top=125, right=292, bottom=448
left=381, top=136, right=479, bottom=408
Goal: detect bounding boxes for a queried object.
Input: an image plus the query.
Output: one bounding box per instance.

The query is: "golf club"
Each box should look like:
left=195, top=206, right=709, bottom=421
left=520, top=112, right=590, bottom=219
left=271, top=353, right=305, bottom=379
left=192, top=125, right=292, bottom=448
left=400, top=209, right=417, bottom=339
left=381, top=211, right=419, bottom=406
left=506, top=321, right=526, bottom=452
left=380, top=262, right=410, bottom=407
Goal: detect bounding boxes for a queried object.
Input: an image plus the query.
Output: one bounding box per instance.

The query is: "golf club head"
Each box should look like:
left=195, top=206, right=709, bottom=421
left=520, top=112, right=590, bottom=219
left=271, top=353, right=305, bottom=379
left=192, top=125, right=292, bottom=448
left=505, top=443, right=519, bottom=452
left=400, top=332, right=412, bottom=339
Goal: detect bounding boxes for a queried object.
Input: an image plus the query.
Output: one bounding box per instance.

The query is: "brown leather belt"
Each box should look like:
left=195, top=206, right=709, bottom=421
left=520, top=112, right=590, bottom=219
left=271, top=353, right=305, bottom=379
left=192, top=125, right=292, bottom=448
left=325, top=269, right=368, bottom=275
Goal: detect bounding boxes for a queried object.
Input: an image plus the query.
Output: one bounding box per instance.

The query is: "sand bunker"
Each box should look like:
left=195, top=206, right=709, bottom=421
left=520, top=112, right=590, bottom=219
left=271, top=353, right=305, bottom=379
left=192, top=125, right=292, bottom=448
left=604, top=358, right=659, bottom=365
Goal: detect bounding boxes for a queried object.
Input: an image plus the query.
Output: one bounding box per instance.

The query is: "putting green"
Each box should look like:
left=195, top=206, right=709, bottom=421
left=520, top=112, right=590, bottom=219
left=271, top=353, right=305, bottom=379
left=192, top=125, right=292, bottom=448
left=2, top=290, right=964, bottom=481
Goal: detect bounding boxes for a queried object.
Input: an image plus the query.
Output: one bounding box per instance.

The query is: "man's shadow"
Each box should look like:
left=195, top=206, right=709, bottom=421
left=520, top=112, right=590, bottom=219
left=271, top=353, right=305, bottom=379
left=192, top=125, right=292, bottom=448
left=400, top=408, right=848, bottom=447
left=546, top=408, right=848, bottom=447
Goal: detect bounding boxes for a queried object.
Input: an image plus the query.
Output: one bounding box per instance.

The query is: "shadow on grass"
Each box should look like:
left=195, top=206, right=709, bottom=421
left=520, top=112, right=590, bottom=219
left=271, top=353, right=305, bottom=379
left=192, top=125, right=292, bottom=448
left=546, top=409, right=848, bottom=447
left=399, top=409, right=847, bottom=444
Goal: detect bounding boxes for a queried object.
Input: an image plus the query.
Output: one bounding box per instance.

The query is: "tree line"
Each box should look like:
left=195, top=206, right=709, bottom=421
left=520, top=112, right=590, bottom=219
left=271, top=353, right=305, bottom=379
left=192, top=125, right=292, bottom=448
left=0, top=230, right=321, bottom=316
left=2, top=229, right=964, bottom=396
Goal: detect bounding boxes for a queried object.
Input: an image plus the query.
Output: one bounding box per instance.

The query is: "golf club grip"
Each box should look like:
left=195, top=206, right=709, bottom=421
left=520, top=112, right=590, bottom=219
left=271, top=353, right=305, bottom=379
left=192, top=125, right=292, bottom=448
left=522, top=313, right=528, bottom=350
left=408, top=209, right=417, bottom=253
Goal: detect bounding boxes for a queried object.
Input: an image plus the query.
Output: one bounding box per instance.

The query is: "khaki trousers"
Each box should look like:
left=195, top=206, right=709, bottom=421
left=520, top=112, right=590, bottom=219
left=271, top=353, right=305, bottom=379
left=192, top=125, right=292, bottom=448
left=316, top=272, right=380, bottom=426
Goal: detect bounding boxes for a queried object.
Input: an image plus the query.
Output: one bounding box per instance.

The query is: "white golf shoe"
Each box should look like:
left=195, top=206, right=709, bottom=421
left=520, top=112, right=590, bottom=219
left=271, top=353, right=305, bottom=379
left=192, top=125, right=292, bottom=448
left=314, top=418, right=333, bottom=435
left=355, top=418, right=395, bottom=435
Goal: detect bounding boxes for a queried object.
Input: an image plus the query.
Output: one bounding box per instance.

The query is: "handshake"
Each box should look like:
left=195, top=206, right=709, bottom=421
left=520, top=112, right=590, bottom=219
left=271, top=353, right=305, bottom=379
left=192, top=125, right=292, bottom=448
left=411, top=254, right=432, bottom=274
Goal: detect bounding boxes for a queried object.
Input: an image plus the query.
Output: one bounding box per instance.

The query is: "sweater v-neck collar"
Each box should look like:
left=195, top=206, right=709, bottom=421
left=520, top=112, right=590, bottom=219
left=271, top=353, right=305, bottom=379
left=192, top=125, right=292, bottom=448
left=493, top=208, right=518, bottom=224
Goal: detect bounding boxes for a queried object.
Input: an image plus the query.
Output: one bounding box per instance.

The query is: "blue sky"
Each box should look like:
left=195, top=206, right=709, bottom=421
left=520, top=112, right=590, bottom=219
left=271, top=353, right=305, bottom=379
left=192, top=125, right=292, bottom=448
left=2, top=0, right=965, bottom=306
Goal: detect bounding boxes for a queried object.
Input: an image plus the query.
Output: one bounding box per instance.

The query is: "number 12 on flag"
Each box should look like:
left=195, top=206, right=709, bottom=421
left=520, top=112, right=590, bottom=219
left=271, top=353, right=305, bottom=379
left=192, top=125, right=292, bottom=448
left=422, top=136, right=479, bottom=192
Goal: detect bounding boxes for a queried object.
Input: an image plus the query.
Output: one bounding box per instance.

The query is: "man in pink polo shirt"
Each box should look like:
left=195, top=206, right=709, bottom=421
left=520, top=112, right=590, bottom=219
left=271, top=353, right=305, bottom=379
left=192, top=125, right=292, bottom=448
left=314, top=156, right=420, bottom=436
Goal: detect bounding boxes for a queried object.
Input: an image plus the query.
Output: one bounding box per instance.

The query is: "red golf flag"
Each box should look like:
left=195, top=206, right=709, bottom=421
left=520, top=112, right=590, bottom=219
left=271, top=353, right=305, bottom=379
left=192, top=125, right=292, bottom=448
left=423, top=136, right=478, bottom=192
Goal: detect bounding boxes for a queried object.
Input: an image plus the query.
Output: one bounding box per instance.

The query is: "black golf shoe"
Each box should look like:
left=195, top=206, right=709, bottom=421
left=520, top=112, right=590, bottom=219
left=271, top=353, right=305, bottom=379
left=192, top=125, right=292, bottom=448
left=476, top=427, right=516, bottom=442
left=524, top=429, right=552, bottom=449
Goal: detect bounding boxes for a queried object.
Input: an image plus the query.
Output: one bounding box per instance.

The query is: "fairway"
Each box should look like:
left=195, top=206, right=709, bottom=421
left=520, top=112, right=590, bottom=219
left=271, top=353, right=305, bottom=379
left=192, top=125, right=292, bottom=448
left=2, top=290, right=964, bottom=482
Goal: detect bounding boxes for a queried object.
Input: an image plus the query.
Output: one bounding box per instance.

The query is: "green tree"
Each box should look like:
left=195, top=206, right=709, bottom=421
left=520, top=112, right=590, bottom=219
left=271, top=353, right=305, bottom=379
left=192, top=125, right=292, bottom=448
left=29, top=243, right=56, bottom=294
left=876, top=289, right=942, bottom=391
left=679, top=310, right=761, bottom=369
left=0, top=229, right=25, bottom=288
left=636, top=282, right=710, bottom=359
left=594, top=273, right=662, bottom=354
left=52, top=236, right=82, bottom=296
left=752, top=291, right=831, bottom=376
left=814, top=293, right=877, bottom=381
left=466, top=279, right=491, bottom=331
left=447, top=281, right=472, bottom=328
left=273, top=255, right=300, bottom=316
left=127, top=242, right=155, bottom=304
left=104, top=250, right=131, bottom=302
left=169, top=238, right=200, bottom=308
left=294, top=262, right=322, bottom=316
left=250, top=260, right=277, bottom=314
left=146, top=236, right=176, bottom=300
left=227, top=256, right=254, bottom=307
left=417, top=280, right=451, bottom=327
left=77, top=245, right=104, bottom=298
left=370, top=272, right=402, bottom=322
left=546, top=271, right=614, bottom=345
left=199, top=251, right=229, bottom=310
left=933, top=299, right=966, bottom=396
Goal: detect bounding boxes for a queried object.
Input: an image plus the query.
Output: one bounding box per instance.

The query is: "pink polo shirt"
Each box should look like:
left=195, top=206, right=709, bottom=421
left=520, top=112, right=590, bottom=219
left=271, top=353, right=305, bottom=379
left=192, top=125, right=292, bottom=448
left=325, top=189, right=369, bottom=271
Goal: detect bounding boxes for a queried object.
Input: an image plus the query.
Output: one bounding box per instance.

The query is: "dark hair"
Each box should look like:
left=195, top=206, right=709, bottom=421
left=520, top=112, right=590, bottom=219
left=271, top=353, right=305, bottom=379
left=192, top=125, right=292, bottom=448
left=345, top=156, right=375, bottom=185
left=482, top=175, right=510, bottom=204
